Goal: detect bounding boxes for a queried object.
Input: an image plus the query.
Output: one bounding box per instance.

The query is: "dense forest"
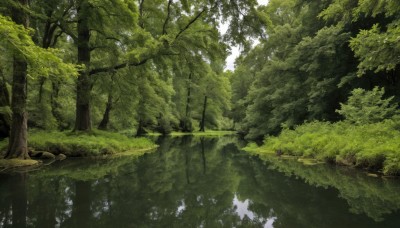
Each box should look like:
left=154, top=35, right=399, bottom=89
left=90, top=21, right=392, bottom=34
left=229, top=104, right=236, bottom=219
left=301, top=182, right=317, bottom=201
left=1, top=0, right=400, bottom=172
left=2, top=0, right=400, bottom=227
left=0, top=0, right=262, bottom=160
left=232, top=0, right=400, bottom=139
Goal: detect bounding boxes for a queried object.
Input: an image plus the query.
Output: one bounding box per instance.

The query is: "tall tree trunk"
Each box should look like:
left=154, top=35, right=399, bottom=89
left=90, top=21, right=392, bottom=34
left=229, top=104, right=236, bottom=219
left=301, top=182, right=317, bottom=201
left=98, top=92, right=113, bottom=130
left=74, top=0, right=92, bottom=131
left=199, top=95, right=207, bottom=132
left=185, top=73, right=192, bottom=118
left=50, top=81, right=63, bottom=128
left=5, top=0, right=30, bottom=159
left=181, top=73, right=192, bottom=132
left=136, top=119, right=147, bottom=136
left=37, top=77, right=46, bottom=103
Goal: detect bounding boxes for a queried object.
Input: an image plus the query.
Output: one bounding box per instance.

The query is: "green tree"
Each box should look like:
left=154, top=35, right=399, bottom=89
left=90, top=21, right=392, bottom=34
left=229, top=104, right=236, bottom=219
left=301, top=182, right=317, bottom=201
left=337, top=87, right=398, bottom=124
left=0, top=8, right=78, bottom=158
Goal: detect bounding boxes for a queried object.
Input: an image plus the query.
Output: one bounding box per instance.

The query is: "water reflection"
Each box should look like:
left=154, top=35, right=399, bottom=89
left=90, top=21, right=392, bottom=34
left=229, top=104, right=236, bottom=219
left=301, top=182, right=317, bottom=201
left=0, top=136, right=400, bottom=227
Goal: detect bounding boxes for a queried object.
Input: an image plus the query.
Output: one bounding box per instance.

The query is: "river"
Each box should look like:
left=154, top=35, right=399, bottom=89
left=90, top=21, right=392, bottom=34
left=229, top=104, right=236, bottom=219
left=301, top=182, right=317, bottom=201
left=1, top=136, right=400, bottom=227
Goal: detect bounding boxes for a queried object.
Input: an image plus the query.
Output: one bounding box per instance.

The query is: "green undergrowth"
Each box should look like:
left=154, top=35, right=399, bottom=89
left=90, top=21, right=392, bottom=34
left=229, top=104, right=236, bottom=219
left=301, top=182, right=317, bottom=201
left=0, top=139, right=6, bottom=152
left=245, top=120, right=400, bottom=175
left=0, top=159, right=40, bottom=169
left=1, top=130, right=157, bottom=157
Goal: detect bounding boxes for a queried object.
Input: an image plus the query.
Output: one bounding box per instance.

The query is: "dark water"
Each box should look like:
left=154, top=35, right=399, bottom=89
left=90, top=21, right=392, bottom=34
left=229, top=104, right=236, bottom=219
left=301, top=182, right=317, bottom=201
left=1, top=136, right=400, bottom=228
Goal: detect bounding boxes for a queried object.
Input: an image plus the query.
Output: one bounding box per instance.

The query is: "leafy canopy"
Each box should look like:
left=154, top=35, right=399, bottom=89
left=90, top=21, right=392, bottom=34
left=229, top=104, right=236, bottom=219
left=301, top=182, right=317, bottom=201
left=0, top=15, right=79, bottom=78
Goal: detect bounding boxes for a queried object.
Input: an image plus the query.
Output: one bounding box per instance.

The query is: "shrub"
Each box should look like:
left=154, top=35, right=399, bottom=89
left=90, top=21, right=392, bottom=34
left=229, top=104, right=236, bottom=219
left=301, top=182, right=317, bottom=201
left=336, top=87, right=398, bottom=124
left=245, top=119, right=400, bottom=175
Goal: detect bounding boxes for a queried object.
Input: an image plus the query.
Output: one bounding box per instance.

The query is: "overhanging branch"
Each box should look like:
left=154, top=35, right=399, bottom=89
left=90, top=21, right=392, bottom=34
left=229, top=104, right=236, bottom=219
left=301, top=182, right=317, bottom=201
left=89, top=59, right=149, bottom=75
left=90, top=3, right=211, bottom=76
left=162, top=0, right=173, bottom=35
left=175, top=7, right=206, bottom=40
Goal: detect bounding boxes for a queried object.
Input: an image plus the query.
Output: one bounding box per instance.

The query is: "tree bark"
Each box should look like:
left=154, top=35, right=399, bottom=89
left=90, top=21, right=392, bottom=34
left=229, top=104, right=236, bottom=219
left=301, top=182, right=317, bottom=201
left=74, top=0, right=92, bottom=131
left=136, top=120, right=147, bottom=136
left=181, top=73, right=192, bottom=132
left=50, top=81, right=63, bottom=128
left=5, top=0, right=30, bottom=159
left=185, top=73, right=192, bottom=118
left=199, top=95, right=207, bottom=132
left=98, top=92, right=113, bottom=130
left=37, top=77, right=46, bottom=103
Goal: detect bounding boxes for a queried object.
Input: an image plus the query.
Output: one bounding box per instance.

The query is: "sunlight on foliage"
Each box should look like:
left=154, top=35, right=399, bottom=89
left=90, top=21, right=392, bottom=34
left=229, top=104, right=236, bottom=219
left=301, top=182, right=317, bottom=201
left=26, top=130, right=156, bottom=157
left=0, top=15, right=79, bottom=79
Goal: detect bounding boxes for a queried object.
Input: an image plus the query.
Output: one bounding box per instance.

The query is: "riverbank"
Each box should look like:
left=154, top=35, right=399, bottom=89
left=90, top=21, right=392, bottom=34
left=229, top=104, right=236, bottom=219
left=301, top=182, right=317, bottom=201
left=245, top=120, right=400, bottom=175
left=0, top=130, right=157, bottom=169
left=146, top=130, right=237, bottom=137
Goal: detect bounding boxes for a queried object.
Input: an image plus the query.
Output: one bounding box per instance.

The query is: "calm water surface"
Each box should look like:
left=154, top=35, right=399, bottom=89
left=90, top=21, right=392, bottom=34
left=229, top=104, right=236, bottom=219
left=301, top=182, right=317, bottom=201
left=1, top=136, right=400, bottom=227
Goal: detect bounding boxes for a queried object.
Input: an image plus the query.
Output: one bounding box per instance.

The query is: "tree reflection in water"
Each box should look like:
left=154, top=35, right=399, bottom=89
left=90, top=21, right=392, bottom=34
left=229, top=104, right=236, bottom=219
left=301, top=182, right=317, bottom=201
left=1, top=136, right=400, bottom=227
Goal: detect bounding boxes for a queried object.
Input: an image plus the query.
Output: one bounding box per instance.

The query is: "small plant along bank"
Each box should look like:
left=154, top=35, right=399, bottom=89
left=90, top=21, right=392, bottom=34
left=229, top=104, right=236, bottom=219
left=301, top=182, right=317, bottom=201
left=0, top=130, right=157, bottom=169
left=245, top=120, right=400, bottom=176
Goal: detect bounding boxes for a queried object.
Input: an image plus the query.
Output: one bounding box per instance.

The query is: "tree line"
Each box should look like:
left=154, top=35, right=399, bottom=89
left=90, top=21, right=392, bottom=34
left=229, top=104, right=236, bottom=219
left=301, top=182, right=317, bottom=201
left=3, top=0, right=398, bottom=159
left=0, top=0, right=262, bottom=159
left=231, top=0, right=400, bottom=140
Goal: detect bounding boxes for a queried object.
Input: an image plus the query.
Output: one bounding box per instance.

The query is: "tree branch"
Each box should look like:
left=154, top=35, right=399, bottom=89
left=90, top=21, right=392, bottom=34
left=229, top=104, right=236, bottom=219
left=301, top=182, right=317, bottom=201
left=51, top=29, right=64, bottom=47
left=58, top=21, right=77, bottom=42
left=90, top=28, right=121, bottom=42
left=162, top=0, right=173, bottom=35
left=90, top=2, right=212, bottom=76
left=90, top=45, right=109, bottom=51
left=139, top=0, right=145, bottom=28
left=89, top=59, right=149, bottom=75
left=175, top=7, right=207, bottom=40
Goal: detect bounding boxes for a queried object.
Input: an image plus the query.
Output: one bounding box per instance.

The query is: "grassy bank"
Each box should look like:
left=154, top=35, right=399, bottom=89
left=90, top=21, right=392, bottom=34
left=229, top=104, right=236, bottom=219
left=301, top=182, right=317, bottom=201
left=147, top=130, right=237, bottom=137
left=0, top=130, right=157, bottom=157
left=245, top=120, right=400, bottom=175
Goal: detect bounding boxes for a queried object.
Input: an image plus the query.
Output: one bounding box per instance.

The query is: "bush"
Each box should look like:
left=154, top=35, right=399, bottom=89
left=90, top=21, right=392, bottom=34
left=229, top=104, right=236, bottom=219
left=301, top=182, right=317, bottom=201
left=245, top=119, right=400, bottom=175
left=337, top=87, right=398, bottom=124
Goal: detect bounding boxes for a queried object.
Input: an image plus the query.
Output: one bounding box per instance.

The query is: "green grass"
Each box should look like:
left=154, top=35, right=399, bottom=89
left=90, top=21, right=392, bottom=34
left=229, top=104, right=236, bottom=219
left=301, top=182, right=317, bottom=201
left=245, top=120, right=400, bottom=175
left=147, top=130, right=237, bottom=137
left=1, top=130, right=157, bottom=157
left=0, top=159, right=40, bottom=169
left=0, top=139, right=6, bottom=152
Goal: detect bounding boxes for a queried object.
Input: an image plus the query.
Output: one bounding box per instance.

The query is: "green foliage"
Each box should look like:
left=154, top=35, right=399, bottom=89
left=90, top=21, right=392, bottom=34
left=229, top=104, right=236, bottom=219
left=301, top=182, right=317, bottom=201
left=235, top=0, right=355, bottom=140
left=0, top=138, right=7, bottom=151
left=0, top=158, right=39, bottom=168
left=0, top=15, right=79, bottom=79
left=232, top=0, right=400, bottom=140
left=27, top=130, right=156, bottom=157
left=350, top=23, right=400, bottom=76
left=0, top=106, right=11, bottom=123
left=246, top=120, right=400, bottom=175
left=337, top=87, right=398, bottom=124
